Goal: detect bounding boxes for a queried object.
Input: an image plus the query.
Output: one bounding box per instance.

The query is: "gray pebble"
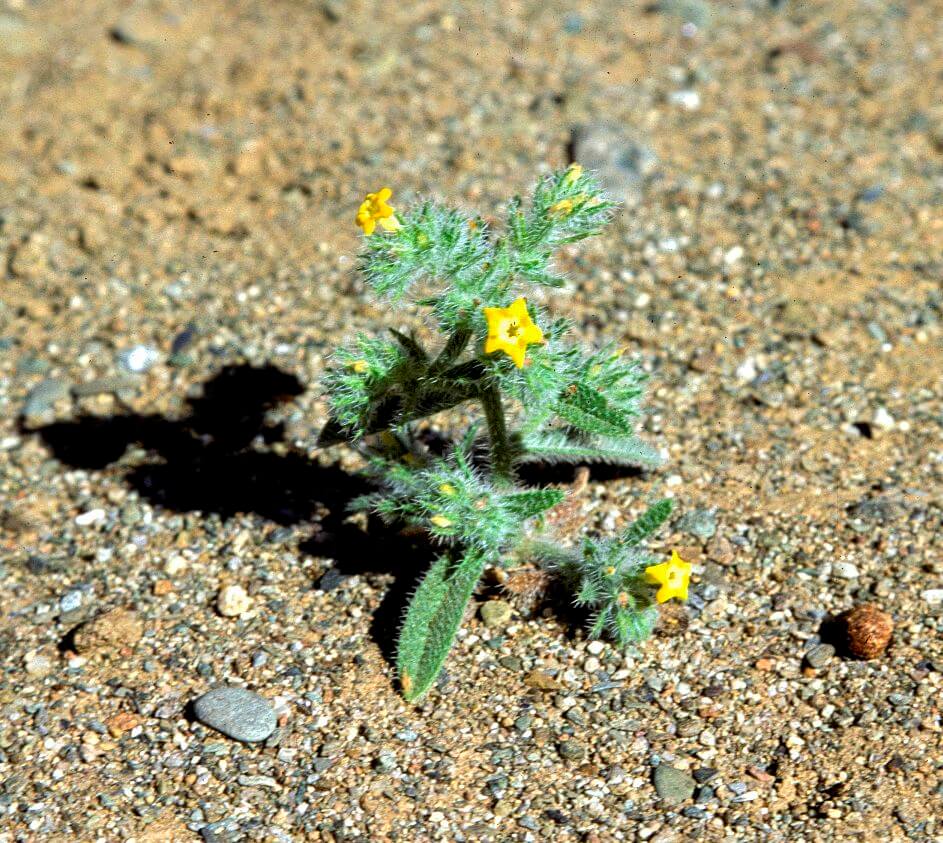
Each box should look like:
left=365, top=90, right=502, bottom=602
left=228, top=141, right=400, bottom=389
left=22, top=378, right=71, bottom=419
left=677, top=507, right=717, bottom=540
left=192, top=686, right=277, bottom=743
left=653, top=765, right=695, bottom=804
left=805, top=643, right=835, bottom=669
left=570, top=123, right=657, bottom=207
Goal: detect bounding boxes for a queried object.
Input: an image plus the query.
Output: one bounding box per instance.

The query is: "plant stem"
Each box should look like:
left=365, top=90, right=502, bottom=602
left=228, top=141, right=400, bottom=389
left=481, top=383, right=513, bottom=482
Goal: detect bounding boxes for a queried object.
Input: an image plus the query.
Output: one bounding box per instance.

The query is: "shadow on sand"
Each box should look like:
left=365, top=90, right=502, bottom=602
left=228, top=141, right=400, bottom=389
left=24, top=362, right=645, bottom=664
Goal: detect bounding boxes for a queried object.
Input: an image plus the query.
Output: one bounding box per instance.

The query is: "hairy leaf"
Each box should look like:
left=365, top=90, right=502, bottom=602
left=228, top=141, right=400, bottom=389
left=397, top=549, right=488, bottom=701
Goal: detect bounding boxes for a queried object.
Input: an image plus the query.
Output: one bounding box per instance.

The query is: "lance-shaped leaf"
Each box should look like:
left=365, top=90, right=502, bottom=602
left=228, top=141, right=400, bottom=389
left=554, top=383, right=635, bottom=437
left=397, top=549, right=488, bottom=702
left=618, top=499, right=674, bottom=548
left=516, top=431, right=663, bottom=469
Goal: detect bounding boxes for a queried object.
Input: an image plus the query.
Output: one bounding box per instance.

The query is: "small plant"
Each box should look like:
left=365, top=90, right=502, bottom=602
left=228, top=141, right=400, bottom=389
left=319, top=166, right=690, bottom=701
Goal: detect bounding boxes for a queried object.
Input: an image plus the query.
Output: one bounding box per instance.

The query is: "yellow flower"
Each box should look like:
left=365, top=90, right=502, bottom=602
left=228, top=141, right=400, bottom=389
left=549, top=198, right=575, bottom=217
left=438, top=483, right=457, bottom=497
left=563, top=163, right=583, bottom=185
left=350, top=359, right=369, bottom=373
left=483, top=297, right=544, bottom=368
left=355, top=187, right=400, bottom=235
left=430, top=515, right=452, bottom=528
left=644, top=550, right=692, bottom=603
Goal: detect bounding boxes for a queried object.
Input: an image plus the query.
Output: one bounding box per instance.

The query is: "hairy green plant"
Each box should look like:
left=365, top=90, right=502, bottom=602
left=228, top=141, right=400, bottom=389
left=320, top=166, right=690, bottom=701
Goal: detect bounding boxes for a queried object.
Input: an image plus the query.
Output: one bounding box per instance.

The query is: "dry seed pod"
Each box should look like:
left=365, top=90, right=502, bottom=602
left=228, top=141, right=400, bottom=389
left=843, top=604, right=893, bottom=659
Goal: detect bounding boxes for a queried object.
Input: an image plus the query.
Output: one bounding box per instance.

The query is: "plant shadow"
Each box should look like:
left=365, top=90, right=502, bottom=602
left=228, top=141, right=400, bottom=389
left=22, top=363, right=438, bottom=663
left=23, top=362, right=644, bottom=670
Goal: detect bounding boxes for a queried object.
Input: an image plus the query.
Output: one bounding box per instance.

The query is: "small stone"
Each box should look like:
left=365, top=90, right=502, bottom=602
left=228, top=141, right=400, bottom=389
left=73, top=608, right=144, bottom=654
left=59, top=589, right=86, bottom=613
left=692, top=767, right=717, bottom=784
left=583, top=656, right=601, bottom=673
left=118, top=345, right=160, bottom=373
left=668, top=89, right=701, bottom=110
left=872, top=406, right=895, bottom=431
left=586, top=640, right=605, bottom=656
left=75, top=508, right=106, bottom=527
left=832, top=561, right=860, bottom=580
left=524, top=670, right=562, bottom=691
left=805, top=643, right=835, bottom=669
left=570, top=122, right=658, bottom=206
left=677, top=508, right=717, bottom=540
left=216, top=585, right=251, bottom=617
left=479, top=599, right=513, bottom=629
left=557, top=740, right=585, bottom=761
left=24, top=650, right=55, bottom=677
left=165, top=554, right=188, bottom=576
left=921, top=589, right=943, bottom=606
left=843, top=604, right=893, bottom=659
left=653, top=765, right=696, bottom=804
left=153, top=579, right=175, bottom=596
left=22, top=377, right=71, bottom=419
left=316, top=567, right=349, bottom=591
left=192, top=686, right=277, bottom=743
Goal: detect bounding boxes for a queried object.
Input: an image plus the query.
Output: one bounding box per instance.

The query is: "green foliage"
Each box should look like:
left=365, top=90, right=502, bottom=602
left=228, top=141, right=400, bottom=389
left=397, top=549, right=488, bottom=701
left=543, top=502, right=675, bottom=647
left=320, top=168, right=682, bottom=700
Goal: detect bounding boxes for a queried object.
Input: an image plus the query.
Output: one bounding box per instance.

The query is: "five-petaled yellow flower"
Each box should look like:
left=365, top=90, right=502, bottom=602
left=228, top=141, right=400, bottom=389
left=483, top=297, right=544, bottom=368
left=356, top=187, right=400, bottom=235
left=644, top=550, right=691, bottom=603
left=563, top=163, right=583, bottom=185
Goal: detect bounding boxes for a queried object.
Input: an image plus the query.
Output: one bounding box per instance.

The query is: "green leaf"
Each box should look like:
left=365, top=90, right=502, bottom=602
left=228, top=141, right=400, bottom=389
left=619, top=499, right=674, bottom=548
left=612, top=605, right=659, bottom=645
left=517, top=431, right=663, bottom=469
left=501, top=488, right=566, bottom=520
left=396, top=549, right=488, bottom=701
left=554, top=383, right=635, bottom=437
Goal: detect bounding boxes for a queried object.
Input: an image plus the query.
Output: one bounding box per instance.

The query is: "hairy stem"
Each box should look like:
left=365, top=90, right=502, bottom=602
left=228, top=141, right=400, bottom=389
left=481, top=382, right=513, bottom=482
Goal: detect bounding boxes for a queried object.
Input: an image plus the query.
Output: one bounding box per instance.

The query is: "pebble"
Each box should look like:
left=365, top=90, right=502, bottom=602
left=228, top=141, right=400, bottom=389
left=59, top=589, right=86, bottom=613
left=22, top=377, right=71, bottom=419
left=586, top=640, right=605, bottom=656
left=192, top=686, right=277, bottom=743
left=24, top=651, right=54, bottom=677
left=570, top=122, right=658, bottom=206
left=921, top=589, right=943, bottom=606
left=677, top=507, right=717, bottom=540
left=118, top=345, right=160, bottom=373
left=668, top=89, right=701, bottom=110
left=557, top=740, right=585, bottom=761
left=479, top=599, right=513, bottom=629
left=805, top=643, right=835, bottom=669
left=216, top=584, right=252, bottom=617
left=653, top=765, right=696, bottom=804
left=872, top=406, right=896, bottom=431
left=73, top=608, right=144, bottom=654
left=75, top=508, right=106, bottom=527
left=843, top=604, right=894, bottom=659
left=832, top=561, right=860, bottom=580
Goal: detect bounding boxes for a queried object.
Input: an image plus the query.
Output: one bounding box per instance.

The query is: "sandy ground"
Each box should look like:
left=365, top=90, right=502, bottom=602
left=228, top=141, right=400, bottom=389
left=1, top=0, right=942, bottom=840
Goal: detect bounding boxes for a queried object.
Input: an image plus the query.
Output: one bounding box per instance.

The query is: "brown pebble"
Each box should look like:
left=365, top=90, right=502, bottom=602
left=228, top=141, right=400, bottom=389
left=153, top=579, right=175, bottom=596
left=843, top=604, right=893, bottom=659
left=524, top=669, right=561, bottom=691
left=754, top=658, right=774, bottom=671
left=73, top=608, right=144, bottom=655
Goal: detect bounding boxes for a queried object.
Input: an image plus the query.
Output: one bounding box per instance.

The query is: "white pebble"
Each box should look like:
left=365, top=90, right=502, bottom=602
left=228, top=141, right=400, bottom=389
left=872, top=406, right=895, bottom=431
left=735, top=358, right=758, bottom=383
left=723, top=245, right=744, bottom=265
left=75, top=508, right=106, bottom=526
left=586, top=640, right=605, bottom=656
left=833, top=561, right=860, bottom=580
left=669, top=89, right=701, bottom=110
left=217, top=584, right=252, bottom=617
left=165, top=554, right=188, bottom=576
left=584, top=657, right=601, bottom=673
left=921, top=589, right=943, bottom=606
